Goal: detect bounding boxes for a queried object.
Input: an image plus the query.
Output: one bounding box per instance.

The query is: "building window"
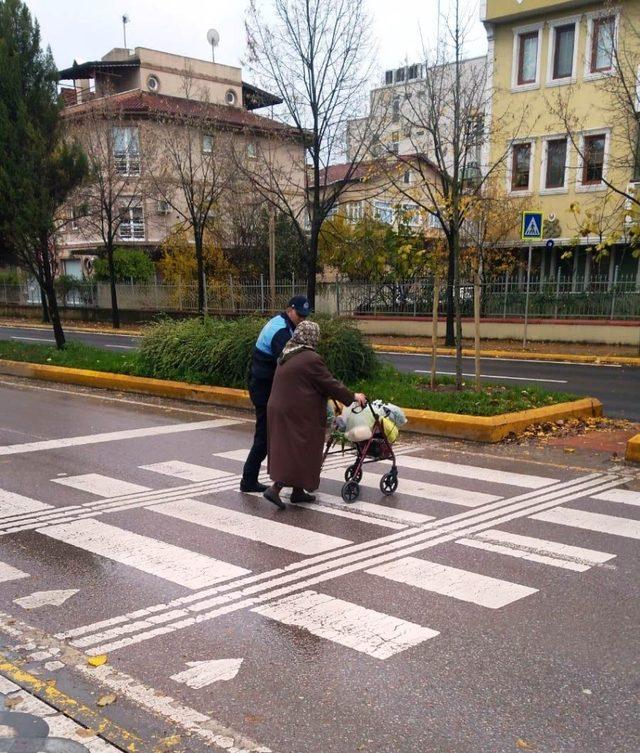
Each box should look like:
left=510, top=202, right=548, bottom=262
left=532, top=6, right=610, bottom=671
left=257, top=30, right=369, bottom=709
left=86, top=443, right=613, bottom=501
left=118, top=202, right=145, bottom=240
left=403, top=169, right=412, bottom=184
left=545, top=138, right=568, bottom=189
left=373, top=201, right=393, bottom=224
left=202, top=134, right=213, bottom=154
left=582, top=134, right=606, bottom=184
left=552, top=24, right=576, bottom=80
left=113, top=127, right=140, bottom=175
left=395, top=67, right=405, bottom=83
left=591, top=16, right=615, bottom=73
left=511, top=142, right=532, bottom=191
left=392, top=97, right=400, bottom=122
left=70, top=206, right=84, bottom=231
left=345, top=201, right=363, bottom=222
left=247, top=142, right=257, bottom=159
left=390, top=131, right=400, bottom=154
left=517, top=31, right=539, bottom=85
left=385, top=70, right=393, bottom=85
left=225, top=89, right=237, bottom=105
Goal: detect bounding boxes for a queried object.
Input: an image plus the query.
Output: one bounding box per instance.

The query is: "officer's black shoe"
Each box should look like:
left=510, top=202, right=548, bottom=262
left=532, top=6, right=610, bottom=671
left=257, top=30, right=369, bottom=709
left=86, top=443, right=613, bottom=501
left=240, top=480, right=268, bottom=493
left=290, top=489, right=316, bottom=504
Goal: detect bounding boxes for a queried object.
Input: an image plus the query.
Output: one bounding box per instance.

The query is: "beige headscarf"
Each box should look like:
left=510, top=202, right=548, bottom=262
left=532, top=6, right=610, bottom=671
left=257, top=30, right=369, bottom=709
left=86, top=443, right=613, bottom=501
left=278, top=320, right=320, bottom=364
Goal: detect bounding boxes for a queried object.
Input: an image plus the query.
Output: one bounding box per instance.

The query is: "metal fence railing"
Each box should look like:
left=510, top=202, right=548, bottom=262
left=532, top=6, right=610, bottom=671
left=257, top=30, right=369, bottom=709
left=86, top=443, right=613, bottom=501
left=0, top=274, right=639, bottom=320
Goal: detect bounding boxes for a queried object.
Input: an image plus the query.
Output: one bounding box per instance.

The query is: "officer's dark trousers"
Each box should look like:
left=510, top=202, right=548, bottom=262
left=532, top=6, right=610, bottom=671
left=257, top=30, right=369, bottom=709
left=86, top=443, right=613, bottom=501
left=242, top=403, right=268, bottom=483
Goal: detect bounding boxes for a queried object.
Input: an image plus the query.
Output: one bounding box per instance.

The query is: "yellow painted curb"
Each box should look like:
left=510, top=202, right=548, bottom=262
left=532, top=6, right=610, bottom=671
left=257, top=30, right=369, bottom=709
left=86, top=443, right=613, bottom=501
left=0, top=359, right=603, bottom=443
left=372, top=343, right=640, bottom=367
left=403, top=398, right=602, bottom=442
left=0, top=655, right=143, bottom=752
left=0, top=359, right=252, bottom=410
left=0, top=321, right=144, bottom=336
left=626, top=433, right=640, bottom=464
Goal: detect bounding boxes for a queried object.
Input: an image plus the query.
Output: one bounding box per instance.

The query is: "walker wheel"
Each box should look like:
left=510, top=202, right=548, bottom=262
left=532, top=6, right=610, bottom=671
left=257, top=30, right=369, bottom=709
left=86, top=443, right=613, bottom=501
left=341, top=481, right=360, bottom=503
left=344, top=464, right=363, bottom=483
left=380, top=472, right=398, bottom=496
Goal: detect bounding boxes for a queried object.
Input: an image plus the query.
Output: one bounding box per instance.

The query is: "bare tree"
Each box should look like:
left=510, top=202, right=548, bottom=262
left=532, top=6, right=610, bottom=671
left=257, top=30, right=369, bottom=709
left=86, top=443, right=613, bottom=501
left=243, top=0, right=380, bottom=308
left=373, top=0, right=525, bottom=388
left=67, top=94, right=145, bottom=328
left=143, top=74, right=236, bottom=318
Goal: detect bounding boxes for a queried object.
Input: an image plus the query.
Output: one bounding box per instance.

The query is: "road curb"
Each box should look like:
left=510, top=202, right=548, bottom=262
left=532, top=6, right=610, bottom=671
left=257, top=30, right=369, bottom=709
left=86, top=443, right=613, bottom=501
left=372, top=343, right=640, bottom=367
left=0, top=359, right=252, bottom=409
left=0, top=654, right=143, bottom=753
left=626, top=433, right=640, bottom=464
left=0, top=358, right=602, bottom=443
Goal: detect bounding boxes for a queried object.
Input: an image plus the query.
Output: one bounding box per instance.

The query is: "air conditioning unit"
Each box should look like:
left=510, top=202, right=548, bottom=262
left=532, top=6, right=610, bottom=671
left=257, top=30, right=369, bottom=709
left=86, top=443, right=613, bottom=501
left=157, top=200, right=170, bottom=215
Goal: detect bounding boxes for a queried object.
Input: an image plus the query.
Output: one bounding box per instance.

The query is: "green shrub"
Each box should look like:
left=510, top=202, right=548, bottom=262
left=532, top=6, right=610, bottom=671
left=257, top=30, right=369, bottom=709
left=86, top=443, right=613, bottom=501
left=94, top=248, right=155, bottom=284
left=137, top=315, right=378, bottom=387
left=0, top=268, right=23, bottom=285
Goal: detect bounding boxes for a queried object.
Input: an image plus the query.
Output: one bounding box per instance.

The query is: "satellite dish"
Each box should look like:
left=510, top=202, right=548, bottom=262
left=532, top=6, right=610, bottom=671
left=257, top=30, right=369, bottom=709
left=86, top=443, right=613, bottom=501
left=207, top=28, right=220, bottom=62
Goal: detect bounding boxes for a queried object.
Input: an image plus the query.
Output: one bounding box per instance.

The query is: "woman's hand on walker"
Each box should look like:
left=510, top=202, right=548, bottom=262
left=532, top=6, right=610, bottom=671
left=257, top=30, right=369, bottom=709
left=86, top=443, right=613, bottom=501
left=354, top=392, right=367, bottom=407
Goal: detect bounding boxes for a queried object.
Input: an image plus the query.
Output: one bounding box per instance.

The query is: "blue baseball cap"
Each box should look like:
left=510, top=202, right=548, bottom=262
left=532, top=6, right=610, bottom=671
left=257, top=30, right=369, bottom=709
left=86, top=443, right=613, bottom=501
left=288, top=295, right=311, bottom=317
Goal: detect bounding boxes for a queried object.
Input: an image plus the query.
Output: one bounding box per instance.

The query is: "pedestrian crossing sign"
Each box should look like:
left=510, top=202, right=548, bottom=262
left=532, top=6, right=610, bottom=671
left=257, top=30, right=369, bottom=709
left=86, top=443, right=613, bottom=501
left=521, top=212, right=543, bottom=240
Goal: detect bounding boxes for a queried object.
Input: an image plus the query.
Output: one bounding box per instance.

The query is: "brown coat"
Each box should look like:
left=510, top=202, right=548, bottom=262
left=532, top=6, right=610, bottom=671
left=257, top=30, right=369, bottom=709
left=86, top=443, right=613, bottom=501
left=267, top=349, right=354, bottom=490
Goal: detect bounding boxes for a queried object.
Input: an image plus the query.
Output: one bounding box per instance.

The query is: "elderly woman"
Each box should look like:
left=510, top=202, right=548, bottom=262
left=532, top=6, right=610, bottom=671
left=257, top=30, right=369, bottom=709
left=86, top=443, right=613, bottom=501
left=264, top=320, right=366, bottom=509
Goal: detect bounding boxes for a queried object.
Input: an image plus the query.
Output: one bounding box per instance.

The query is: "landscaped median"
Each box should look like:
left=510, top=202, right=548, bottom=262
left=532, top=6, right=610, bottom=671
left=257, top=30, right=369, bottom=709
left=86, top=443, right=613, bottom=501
left=0, top=357, right=602, bottom=442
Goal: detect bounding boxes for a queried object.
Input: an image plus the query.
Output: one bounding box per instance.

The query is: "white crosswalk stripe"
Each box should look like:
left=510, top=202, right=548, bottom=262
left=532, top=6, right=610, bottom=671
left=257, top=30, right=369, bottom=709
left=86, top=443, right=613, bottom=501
left=530, top=507, right=640, bottom=539
left=394, top=455, right=557, bottom=488
left=321, top=467, right=501, bottom=507
left=591, top=489, right=640, bottom=507
left=140, top=461, right=234, bottom=482
left=252, top=589, right=439, bottom=659
left=39, top=518, right=251, bottom=589
left=367, top=557, right=538, bottom=608
left=0, top=561, right=29, bottom=583
left=0, top=489, right=54, bottom=516
left=455, top=529, right=616, bottom=571
left=54, top=474, right=150, bottom=497
left=149, top=498, right=352, bottom=555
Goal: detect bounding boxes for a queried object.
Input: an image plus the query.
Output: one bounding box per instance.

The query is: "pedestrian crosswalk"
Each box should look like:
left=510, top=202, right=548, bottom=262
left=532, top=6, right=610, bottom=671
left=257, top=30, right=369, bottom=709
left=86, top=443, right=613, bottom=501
left=1, top=443, right=639, bottom=664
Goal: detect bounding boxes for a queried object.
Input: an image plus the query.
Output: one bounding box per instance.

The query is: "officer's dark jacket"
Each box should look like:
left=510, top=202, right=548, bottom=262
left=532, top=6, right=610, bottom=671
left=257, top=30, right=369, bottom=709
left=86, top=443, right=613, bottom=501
left=249, top=312, right=295, bottom=404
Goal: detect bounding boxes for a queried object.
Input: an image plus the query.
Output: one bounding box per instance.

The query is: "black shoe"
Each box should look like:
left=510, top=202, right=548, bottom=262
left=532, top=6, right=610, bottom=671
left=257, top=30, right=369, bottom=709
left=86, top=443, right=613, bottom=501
left=290, top=490, right=316, bottom=504
left=240, top=480, right=268, bottom=493
left=264, top=486, right=286, bottom=510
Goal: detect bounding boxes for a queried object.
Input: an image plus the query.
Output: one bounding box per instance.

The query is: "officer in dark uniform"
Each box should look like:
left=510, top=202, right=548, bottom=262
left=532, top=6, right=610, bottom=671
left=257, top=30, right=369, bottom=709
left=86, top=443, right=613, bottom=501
left=240, top=295, right=311, bottom=492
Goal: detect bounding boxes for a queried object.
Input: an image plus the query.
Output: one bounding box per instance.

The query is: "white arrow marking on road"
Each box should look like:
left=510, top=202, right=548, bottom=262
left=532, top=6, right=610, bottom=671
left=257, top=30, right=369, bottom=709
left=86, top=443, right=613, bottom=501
left=170, top=658, right=243, bottom=689
left=14, top=589, right=79, bottom=610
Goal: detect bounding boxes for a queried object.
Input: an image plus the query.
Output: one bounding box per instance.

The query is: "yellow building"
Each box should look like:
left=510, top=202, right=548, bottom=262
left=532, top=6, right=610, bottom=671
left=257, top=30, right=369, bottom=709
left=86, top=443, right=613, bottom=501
left=482, top=0, right=640, bottom=287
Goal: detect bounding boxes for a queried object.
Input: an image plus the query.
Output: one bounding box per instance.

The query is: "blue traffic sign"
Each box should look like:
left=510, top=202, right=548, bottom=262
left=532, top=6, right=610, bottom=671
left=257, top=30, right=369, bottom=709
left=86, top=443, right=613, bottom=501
left=521, top=212, right=543, bottom=240
left=546, top=239, right=555, bottom=250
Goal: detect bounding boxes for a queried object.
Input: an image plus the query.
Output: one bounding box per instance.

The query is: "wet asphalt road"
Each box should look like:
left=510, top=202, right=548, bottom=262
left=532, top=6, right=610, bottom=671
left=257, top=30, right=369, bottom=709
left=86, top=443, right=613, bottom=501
left=0, top=378, right=638, bottom=753
left=1, top=323, right=640, bottom=420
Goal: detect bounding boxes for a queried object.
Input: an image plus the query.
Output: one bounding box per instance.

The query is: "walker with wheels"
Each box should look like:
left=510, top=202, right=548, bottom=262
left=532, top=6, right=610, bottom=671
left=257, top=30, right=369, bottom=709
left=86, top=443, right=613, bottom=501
left=322, top=401, right=398, bottom=503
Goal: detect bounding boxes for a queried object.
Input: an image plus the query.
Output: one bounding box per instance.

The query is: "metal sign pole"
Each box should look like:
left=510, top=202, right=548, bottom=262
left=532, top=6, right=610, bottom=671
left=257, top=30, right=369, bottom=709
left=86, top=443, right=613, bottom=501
left=523, top=245, right=533, bottom=349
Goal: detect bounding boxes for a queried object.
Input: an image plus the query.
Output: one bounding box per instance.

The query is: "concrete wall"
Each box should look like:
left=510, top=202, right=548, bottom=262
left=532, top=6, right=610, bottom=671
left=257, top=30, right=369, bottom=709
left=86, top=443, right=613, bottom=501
left=354, top=316, right=640, bottom=345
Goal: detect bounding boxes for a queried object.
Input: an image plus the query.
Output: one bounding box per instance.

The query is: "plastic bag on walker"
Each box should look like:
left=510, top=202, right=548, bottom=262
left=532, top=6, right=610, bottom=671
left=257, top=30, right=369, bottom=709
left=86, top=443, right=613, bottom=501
left=342, top=402, right=375, bottom=442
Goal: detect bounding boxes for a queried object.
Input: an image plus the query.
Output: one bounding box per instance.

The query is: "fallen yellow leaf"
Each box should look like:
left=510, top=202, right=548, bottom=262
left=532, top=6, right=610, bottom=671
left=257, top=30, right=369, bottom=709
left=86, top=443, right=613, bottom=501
left=87, top=654, right=108, bottom=667
left=75, top=728, right=96, bottom=739
left=564, top=447, right=576, bottom=453
left=96, top=693, right=117, bottom=707
left=516, top=739, right=536, bottom=750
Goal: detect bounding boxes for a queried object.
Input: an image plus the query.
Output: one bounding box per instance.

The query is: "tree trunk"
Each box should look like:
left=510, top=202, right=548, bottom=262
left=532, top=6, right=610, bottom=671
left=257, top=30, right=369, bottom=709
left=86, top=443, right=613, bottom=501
left=194, top=229, right=207, bottom=319
left=107, top=241, right=120, bottom=329
left=445, top=245, right=455, bottom=346
left=474, top=262, right=482, bottom=391
left=431, top=270, right=439, bottom=390
left=40, top=239, right=65, bottom=349
left=40, top=287, right=50, bottom=323
left=307, top=230, right=318, bottom=309
left=452, top=227, right=463, bottom=390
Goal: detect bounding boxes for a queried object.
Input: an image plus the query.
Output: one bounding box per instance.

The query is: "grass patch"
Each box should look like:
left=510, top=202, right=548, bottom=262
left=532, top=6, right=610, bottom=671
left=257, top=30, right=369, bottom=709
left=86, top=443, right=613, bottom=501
left=0, top=335, right=577, bottom=417
left=0, top=340, right=142, bottom=375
